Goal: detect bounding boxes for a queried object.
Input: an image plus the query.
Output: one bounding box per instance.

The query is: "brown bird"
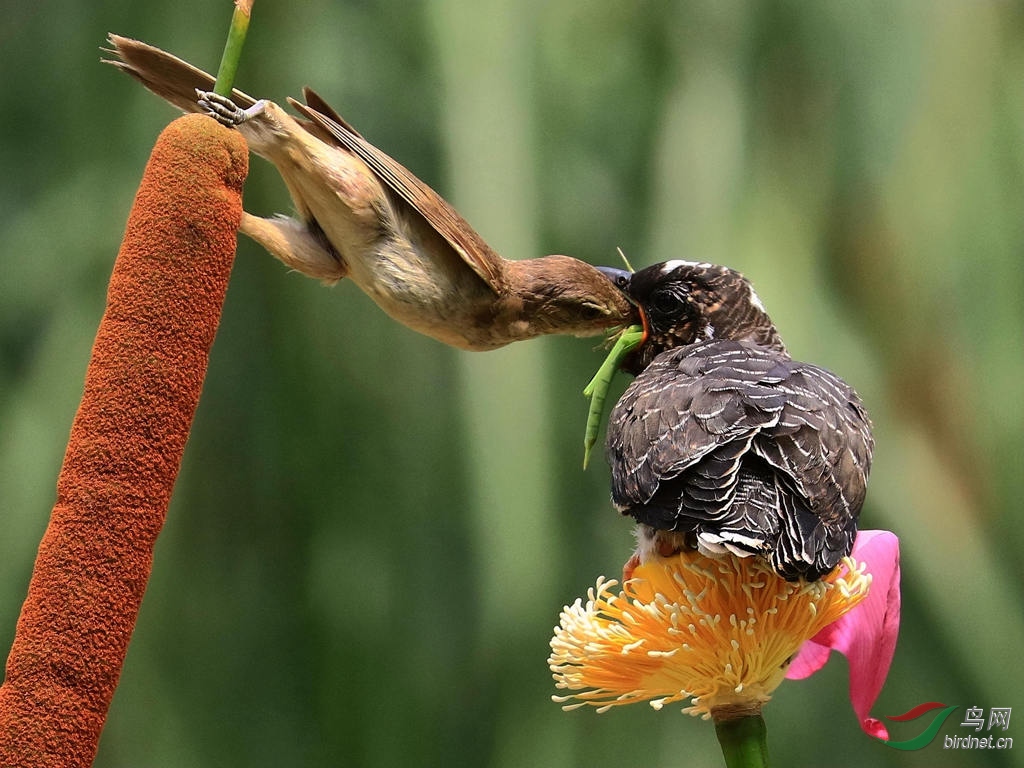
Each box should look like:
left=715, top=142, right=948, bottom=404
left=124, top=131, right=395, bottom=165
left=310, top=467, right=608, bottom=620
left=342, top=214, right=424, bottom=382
left=104, top=34, right=633, bottom=350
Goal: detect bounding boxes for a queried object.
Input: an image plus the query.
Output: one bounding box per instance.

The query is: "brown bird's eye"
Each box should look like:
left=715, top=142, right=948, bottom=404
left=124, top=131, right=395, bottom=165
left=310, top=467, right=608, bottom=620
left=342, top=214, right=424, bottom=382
left=579, top=302, right=607, bottom=320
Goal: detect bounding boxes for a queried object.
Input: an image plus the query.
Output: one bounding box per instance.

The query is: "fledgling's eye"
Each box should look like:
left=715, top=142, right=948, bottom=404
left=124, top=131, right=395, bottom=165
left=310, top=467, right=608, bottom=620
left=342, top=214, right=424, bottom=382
left=650, top=287, right=688, bottom=315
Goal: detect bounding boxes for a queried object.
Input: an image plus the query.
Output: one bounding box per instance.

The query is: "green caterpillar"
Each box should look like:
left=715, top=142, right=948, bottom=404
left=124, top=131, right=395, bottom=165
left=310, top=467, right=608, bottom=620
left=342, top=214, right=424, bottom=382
left=582, top=324, right=644, bottom=469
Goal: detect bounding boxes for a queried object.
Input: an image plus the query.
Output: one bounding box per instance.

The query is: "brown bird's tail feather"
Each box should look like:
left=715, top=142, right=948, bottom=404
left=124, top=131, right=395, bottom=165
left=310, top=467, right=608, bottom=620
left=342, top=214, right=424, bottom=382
left=103, top=34, right=258, bottom=114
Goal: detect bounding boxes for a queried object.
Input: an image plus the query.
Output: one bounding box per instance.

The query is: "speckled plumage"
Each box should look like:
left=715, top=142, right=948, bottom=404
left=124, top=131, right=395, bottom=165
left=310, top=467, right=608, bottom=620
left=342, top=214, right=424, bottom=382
left=603, top=262, right=873, bottom=581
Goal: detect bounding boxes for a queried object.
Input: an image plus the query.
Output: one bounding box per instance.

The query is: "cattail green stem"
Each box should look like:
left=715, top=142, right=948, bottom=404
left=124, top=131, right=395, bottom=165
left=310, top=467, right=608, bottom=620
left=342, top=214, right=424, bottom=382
left=213, top=0, right=253, bottom=96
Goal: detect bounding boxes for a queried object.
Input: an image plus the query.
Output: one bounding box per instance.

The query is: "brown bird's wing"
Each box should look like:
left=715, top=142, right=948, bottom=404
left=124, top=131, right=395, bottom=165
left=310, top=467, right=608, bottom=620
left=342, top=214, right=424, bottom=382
left=288, top=91, right=507, bottom=294
left=299, top=88, right=365, bottom=139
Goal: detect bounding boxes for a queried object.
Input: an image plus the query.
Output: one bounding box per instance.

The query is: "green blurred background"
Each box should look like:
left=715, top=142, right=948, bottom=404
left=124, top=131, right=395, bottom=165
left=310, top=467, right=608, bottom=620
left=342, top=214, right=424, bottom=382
left=2, top=1, right=1022, bottom=766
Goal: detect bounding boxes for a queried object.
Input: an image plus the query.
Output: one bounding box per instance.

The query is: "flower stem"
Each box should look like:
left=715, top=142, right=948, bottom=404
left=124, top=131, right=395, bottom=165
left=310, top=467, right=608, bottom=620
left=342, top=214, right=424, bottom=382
left=713, top=706, right=770, bottom=768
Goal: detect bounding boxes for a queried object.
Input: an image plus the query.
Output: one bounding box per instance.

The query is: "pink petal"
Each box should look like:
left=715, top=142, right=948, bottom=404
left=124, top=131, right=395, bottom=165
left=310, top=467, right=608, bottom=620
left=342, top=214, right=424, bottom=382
left=786, top=638, right=830, bottom=679
left=786, top=530, right=901, bottom=739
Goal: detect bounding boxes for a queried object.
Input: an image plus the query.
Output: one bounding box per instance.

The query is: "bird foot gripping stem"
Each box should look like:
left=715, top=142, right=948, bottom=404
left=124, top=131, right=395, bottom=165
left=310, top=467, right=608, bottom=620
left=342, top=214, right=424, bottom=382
left=196, top=89, right=264, bottom=128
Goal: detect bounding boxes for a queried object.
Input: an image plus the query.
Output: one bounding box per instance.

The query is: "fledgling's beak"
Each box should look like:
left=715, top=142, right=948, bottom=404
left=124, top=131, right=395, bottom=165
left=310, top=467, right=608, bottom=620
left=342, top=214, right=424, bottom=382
left=597, top=267, right=632, bottom=295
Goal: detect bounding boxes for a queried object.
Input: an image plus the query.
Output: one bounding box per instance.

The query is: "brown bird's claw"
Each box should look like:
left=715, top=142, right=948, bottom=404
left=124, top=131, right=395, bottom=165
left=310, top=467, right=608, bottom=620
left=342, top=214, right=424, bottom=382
left=196, top=89, right=259, bottom=128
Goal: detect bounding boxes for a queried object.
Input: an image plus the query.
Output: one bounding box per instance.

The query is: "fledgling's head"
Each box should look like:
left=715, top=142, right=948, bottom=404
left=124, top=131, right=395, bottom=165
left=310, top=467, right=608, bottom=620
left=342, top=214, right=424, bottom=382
left=599, top=260, right=786, bottom=374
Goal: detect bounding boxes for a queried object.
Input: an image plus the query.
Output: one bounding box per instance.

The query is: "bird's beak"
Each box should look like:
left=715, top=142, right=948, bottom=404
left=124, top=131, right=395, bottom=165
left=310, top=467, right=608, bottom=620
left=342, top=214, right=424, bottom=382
left=597, top=267, right=633, bottom=295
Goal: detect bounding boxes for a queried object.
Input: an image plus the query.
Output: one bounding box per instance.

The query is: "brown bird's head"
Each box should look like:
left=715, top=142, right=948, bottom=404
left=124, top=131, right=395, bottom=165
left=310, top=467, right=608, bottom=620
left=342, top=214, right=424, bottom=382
left=599, top=260, right=786, bottom=374
left=490, top=256, right=638, bottom=346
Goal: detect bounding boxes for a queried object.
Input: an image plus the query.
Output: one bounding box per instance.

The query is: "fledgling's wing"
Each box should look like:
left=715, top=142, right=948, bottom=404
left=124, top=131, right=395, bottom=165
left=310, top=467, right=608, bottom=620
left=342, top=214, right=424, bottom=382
left=607, top=339, right=873, bottom=579
left=607, top=341, right=789, bottom=518
left=751, top=361, right=873, bottom=528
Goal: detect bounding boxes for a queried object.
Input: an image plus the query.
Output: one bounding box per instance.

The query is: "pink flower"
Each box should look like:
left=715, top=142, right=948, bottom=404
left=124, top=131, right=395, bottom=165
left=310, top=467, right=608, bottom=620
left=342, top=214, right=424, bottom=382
left=786, top=530, right=901, bottom=739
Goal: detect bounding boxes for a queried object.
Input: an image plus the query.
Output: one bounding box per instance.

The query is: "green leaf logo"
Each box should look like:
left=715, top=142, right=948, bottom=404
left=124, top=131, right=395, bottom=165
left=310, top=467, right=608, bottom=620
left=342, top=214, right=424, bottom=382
left=878, top=702, right=960, bottom=751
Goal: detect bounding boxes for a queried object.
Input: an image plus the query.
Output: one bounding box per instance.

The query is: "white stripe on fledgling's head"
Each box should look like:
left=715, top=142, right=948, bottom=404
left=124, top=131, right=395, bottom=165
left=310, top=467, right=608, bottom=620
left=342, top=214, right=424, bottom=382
left=658, top=259, right=712, bottom=275
left=748, top=286, right=767, bottom=313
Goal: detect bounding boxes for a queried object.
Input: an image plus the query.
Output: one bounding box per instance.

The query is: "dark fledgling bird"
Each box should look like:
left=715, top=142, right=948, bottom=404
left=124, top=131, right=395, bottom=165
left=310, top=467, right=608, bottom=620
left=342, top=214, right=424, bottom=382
left=103, top=35, right=633, bottom=350
left=598, top=261, right=873, bottom=581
